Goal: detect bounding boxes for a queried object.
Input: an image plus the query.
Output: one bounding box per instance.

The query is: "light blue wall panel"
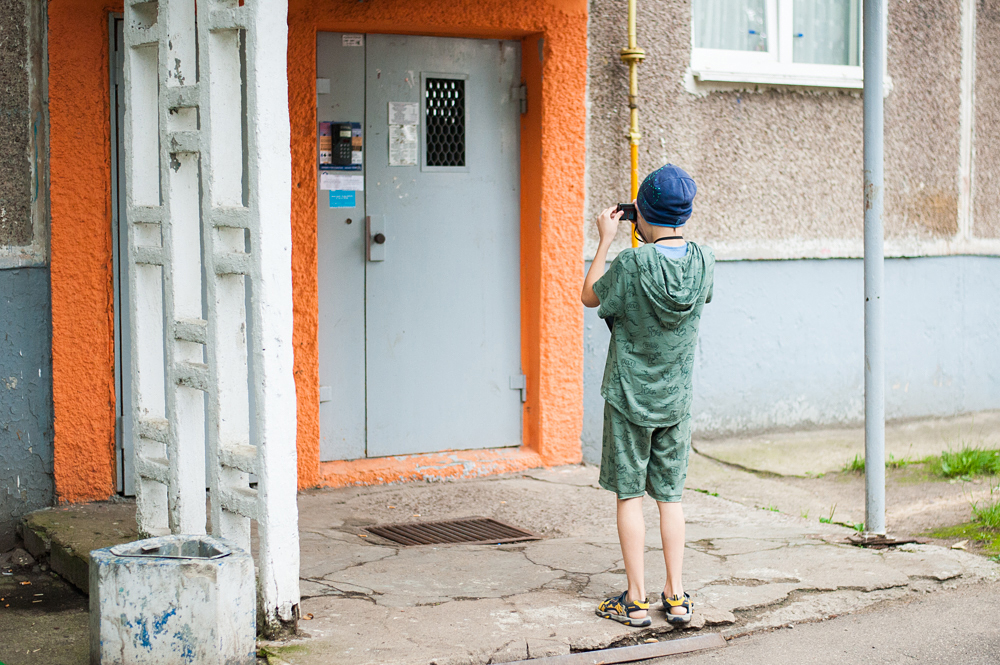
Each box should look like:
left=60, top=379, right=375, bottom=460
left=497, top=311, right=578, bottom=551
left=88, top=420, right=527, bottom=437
left=582, top=255, right=1000, bottom=463
left=0, top=267, right=54, bottom=550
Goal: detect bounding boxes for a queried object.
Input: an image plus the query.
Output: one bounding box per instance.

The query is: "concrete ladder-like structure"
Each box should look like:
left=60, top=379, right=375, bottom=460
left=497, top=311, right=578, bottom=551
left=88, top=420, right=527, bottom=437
left=121, top=0, right=300, bottom=634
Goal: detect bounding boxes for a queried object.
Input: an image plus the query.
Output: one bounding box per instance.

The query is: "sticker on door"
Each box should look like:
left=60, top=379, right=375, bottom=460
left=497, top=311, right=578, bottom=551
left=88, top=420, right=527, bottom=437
left=329, top=191, right=356, bottom=208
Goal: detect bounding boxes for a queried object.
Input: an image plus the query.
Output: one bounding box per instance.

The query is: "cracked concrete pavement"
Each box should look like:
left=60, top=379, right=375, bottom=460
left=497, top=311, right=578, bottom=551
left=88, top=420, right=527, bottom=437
left=263, top=464, right=1000, bottom=665
left=667, top=580, right=1000, bottom=665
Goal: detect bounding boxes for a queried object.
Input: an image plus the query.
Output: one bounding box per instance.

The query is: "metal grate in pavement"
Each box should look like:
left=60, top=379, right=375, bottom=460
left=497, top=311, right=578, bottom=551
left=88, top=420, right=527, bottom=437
left=366, top=517, right=540, bottom=546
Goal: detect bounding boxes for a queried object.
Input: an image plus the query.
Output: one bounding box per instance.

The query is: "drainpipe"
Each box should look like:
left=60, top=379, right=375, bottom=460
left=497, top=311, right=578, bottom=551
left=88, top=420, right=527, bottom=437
left=621, top=0, right=645, bottom=248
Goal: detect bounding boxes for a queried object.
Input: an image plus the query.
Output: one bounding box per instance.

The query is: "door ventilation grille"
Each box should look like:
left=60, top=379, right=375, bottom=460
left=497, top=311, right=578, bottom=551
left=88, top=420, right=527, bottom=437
left=366, top=517, right=540, bottom=546
left=425, top=78, right=466, bottom=167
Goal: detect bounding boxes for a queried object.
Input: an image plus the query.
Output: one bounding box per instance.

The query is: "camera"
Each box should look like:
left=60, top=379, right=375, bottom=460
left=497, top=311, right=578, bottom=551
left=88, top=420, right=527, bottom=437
left=616, top=203, right=637, bottom=222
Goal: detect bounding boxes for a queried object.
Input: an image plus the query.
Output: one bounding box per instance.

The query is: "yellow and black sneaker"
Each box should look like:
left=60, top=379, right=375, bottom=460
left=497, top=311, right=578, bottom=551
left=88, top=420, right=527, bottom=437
left=596, top=590, right=652, bottom=627
left=662, top=591, right=693, bottom=625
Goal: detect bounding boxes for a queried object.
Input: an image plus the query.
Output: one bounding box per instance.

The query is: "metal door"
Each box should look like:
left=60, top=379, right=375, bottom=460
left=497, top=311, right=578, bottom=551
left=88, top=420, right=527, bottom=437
left=364, top=35, right=522, bottom=457
left=317, top=33, right=368, bottom=460
left=316, top=34, right=523, bottom=460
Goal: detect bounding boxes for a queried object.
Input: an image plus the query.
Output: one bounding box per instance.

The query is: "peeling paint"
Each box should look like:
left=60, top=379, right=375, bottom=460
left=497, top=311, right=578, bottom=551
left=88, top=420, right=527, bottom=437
left=91, top=536, right=256, bottom=664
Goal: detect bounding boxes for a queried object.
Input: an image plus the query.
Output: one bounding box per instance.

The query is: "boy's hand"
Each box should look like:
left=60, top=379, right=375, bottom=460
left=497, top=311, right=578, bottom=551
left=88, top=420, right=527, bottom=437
left=597, top=206, right=623, bottom=244
left=583, top=206, right=622, bottom=307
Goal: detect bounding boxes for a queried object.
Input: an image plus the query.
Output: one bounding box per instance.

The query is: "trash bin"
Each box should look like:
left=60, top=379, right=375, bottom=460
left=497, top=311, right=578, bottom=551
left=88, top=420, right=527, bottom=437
left=90, top=535, right=256, bottom=665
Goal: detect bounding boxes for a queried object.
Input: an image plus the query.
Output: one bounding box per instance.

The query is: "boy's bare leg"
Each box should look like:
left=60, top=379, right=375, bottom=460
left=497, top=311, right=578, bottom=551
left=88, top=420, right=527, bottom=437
left=616, top=496, right=647, bottom=618
left=657, top=501, right=687, bottom=614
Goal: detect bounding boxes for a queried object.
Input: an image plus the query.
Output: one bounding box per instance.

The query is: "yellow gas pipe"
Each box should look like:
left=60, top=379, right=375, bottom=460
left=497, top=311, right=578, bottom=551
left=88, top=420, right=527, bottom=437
left=621, top=0, right=645, bottom=247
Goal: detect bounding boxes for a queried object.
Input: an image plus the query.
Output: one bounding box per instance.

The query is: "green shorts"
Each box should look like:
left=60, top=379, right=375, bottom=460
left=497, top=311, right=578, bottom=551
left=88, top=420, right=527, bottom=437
left=599, top=401, right=691, bottom=503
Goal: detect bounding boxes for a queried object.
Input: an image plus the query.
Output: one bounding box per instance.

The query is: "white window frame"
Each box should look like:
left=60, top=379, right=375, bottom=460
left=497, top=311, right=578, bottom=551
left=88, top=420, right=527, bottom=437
left=691, top=0, right=865, bottom=89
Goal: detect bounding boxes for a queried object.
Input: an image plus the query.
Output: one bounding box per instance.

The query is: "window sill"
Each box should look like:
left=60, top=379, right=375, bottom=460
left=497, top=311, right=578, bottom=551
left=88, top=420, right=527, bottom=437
left=692, top=67, right=863, bottom=89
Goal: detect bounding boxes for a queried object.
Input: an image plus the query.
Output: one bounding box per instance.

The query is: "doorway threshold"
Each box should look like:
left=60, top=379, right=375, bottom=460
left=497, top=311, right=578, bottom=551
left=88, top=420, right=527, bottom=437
left=318, top=447, right=543, bottom=489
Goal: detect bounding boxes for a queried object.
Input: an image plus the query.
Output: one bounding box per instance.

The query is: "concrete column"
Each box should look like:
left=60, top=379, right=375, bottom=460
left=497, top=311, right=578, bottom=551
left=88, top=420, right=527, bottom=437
left=123, top=0, right=300, bottom=635
left=241, top=0, right=301, bottom=635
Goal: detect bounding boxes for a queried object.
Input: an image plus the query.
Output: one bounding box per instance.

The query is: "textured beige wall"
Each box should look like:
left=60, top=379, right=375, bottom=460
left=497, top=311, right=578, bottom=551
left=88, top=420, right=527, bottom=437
left=884, top=0, right=962, bottom=240
left=974, top=2, right=1000, bottom=239
left=0, top=0, right=32, bottom=247
left=0, top=0, right=48, bottom=267
left=585, top=0, right=966, bottom=258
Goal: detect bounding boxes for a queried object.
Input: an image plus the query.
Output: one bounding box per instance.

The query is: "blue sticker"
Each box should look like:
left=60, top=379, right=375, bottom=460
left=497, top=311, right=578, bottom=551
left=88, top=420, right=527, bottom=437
left=329, top=190, right=356, bottom=208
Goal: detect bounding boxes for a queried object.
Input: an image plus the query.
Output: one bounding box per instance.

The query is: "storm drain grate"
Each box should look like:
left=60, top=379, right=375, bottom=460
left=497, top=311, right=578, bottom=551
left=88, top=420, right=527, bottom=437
left=366, top=517, right=540, bottom=546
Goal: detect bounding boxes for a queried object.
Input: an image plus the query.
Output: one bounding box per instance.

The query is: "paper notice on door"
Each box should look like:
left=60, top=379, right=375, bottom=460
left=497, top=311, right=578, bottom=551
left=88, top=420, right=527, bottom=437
left=388, top=124, right=418, bottom=166
left=342, top=34, right=363, bottom=47
left=388, top=102, right=419, bottom=125
left=320, top=173, right=364, bottom=191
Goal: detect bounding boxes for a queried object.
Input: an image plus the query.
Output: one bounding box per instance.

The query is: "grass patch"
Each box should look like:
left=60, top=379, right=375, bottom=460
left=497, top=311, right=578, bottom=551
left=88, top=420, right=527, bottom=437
left=974, top=503, right=1000, bottom=530
left=845, top=446, right=1000, bottom=480
left=927, top=447, right=1000, bottom=479
left=886, top=454, right=911, bottom=470
left=692, top=488, right=719, bottom=497
left=930, top=485, right=1000, bottom=556
left=972, top=485, right=1000, bottom=530
left=842, top=453, right=913, bottom=474
left=816, top=504, right=864, bottom=532
left=844, top=455, right=865, bottom=473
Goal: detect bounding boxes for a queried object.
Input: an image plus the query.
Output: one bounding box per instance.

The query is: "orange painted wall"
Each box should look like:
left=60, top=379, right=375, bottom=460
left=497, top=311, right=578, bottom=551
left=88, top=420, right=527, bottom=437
left=287, top=0, right=588, bottom=488
left=520, top=33, right=544, bottom=455
left=47, top=0, right=587, bottom=501
left=48, top=0, right=121, bottom=503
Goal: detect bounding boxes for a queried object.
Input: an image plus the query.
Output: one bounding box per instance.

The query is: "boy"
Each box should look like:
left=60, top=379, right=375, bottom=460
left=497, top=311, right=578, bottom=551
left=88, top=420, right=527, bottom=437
left=581, top=164, right=714, bottom=627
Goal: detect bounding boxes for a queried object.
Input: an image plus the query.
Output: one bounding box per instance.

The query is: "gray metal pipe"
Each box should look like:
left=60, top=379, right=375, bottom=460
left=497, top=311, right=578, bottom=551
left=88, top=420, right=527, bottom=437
left=863, top=0, right=886, bottom=536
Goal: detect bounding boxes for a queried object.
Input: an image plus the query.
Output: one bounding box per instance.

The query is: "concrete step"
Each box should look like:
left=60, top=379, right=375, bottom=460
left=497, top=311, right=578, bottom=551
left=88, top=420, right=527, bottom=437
left=18, top=501, right=139, bottom=594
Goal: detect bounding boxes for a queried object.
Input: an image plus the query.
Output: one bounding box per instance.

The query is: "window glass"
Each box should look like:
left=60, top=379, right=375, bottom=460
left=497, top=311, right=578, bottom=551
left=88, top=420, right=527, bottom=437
left=793, top=0, right=859, bottom=65
left=693, top=0, right=768, bottom=52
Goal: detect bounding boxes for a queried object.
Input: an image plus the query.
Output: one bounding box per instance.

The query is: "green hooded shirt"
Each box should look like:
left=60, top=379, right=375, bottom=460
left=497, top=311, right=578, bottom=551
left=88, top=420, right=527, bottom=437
left=593, top=242, right=715, bottom=427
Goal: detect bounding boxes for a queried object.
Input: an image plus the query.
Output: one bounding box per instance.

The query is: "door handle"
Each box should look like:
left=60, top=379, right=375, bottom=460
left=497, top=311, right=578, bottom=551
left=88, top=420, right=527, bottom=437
left=366, top=216, right=386, bottom=261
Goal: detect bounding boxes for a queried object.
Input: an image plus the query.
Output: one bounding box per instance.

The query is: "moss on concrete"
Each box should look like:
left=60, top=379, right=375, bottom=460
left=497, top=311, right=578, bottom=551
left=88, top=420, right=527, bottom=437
left=19, top=502, right=139, bottom=594
left=259, top=643, right=310, bottom=665
left=926, top=522, right=1000, bottom=555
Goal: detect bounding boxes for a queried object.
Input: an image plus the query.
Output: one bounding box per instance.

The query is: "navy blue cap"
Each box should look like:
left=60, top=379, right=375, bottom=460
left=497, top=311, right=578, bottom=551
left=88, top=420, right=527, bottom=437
left=636, top=164, right=697, bottom=227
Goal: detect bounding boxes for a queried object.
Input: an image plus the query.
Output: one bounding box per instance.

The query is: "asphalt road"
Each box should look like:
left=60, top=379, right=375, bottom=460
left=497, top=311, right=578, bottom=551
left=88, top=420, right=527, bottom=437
left=668, top=580, right=1000, bottom=665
